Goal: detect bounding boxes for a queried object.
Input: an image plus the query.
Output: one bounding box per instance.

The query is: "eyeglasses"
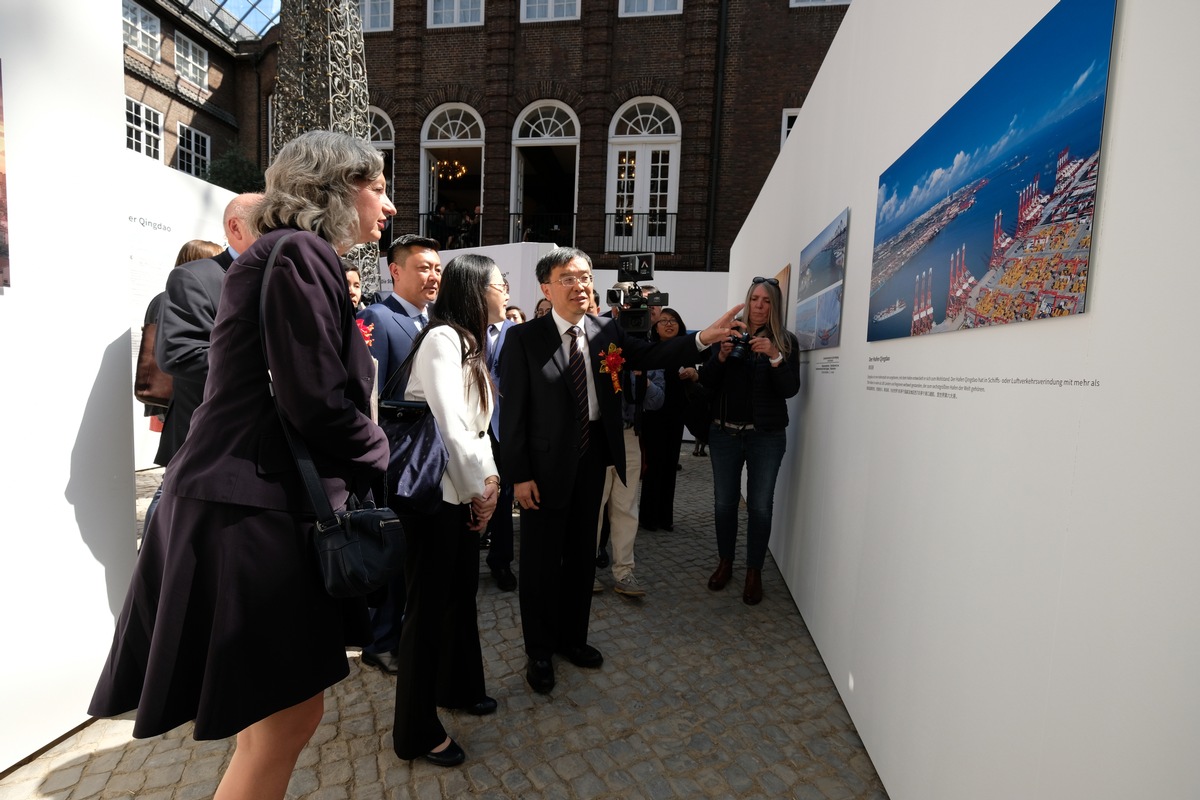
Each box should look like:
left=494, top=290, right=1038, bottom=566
left=657, top=318, right=679, bottom=326
left=752, top=277, right=780, bottom=287
left=545, top=273, right=594, bottom=288
left=489, top=281, right=510, bottom=292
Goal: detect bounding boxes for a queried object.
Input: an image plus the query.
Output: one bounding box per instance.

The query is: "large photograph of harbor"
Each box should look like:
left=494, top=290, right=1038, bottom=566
left=868, top=0, right=1116, bottom=342
left=795, top=208, right=848, bottom=350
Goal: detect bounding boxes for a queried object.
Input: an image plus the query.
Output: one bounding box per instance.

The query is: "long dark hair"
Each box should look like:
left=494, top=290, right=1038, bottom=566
left=420, top=253, right=494, bottom=410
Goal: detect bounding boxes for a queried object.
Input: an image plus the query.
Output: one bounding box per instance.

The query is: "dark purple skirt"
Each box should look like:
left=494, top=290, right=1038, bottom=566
left=89, top=491, right=370, bottom=740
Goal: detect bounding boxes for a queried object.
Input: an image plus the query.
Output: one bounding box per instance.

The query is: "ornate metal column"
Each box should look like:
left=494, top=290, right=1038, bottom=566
left=271, top=0, right=383, bottom=294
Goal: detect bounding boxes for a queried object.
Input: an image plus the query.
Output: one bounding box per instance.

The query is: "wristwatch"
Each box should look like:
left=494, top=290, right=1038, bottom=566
left=769, top=353, right=784, bottom=366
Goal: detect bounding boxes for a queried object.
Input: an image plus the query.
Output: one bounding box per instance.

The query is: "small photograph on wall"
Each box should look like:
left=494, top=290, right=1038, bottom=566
left=868, top=0, right=1117, bottom=342
left=774, top=263, right=792, bottom=329
left=0, top=59, right=9, bottom=289
left=795, top=207, right=848, bottom=350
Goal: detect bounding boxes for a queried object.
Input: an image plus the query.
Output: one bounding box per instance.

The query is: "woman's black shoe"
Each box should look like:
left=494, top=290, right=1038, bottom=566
left=423, top=738, right=466, bottom=767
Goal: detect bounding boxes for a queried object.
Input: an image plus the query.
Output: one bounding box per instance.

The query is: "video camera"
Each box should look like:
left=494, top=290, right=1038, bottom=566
left=609, top=254, right=669, bottom=334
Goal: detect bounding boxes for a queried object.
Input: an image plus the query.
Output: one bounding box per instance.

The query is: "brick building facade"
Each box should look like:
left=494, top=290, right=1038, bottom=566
left=121, top=0, right=266, bottom=182
left=126, top=1, right=849, bottom=275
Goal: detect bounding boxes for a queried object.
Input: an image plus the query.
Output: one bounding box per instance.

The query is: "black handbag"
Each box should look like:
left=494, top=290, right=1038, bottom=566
left=378, top=399, right=449, bottom=516
left=259, top=232, right=405, bottom=598
left=376, top=338, right=450, bottom=517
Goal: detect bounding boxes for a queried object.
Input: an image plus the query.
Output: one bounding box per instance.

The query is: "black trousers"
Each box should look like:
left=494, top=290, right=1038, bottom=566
left=392, top=502, right=486, bottom=759
left=485, top=434, right=515, bottom=569
left=517, top=423, right=609, bottom=660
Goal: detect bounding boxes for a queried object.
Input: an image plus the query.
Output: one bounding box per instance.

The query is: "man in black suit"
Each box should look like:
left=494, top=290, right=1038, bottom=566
left=145, top=193, right=262, bottom=530
left=484, top=310, right=517, bottom=592
left=499, top=246, right=742, bottom=694
left=354, top=234, right=441, bottom=675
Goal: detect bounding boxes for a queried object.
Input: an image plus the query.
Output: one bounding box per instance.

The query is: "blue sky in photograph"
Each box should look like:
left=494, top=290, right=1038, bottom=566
left=875, top=0, right=1117, bottom=239
left=800, top=207, right=849, bottom=269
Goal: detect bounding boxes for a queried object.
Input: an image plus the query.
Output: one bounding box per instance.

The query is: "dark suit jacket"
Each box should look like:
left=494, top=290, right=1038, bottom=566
left=498, top=312, right=702, bottom=508
left=486, top=319, right=514, bottom=441
left=164, top=229, right=388, bottom=513
left=154, top=249, right=233, bottom=466
left=356, top=294, right=423, bottom=400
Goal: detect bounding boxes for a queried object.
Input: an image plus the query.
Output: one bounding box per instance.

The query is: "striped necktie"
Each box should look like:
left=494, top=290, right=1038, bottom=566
left=566, top=326, right=589, bottom=451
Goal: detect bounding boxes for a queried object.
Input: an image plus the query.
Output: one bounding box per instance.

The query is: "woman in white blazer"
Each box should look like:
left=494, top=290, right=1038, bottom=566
left=391, top=253, right=504, bottom=767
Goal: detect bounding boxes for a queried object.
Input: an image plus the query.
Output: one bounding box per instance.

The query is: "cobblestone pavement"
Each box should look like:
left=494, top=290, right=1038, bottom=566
left=1, top=450, right=887, bottom=799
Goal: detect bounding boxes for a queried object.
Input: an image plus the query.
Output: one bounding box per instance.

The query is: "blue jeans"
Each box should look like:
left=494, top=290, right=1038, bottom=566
left=708, top=425, right=787, bottom=570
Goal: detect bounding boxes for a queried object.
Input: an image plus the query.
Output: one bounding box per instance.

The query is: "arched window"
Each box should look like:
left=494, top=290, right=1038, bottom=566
left=420, top=104, right=485, bottom=246
left=517, top=103, right=578, bottom=140
left=424, top=105, right=484, bottom=143
left=511, top=101, right=580, bottom=245
left=368, top=106, right=394, bottom=146
left=606, top=97, right=681, bottom=253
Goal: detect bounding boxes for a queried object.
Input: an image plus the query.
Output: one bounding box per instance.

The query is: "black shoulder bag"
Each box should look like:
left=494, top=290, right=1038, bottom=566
left=376, top=338, right=450, bottom=517
left=259, top=232, right=404, bottom=598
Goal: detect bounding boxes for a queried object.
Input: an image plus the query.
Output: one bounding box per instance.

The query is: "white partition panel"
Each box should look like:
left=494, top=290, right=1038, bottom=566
left=734, top=0, right=1200, bottom=797
left=0, top=0, right=230, bottom=770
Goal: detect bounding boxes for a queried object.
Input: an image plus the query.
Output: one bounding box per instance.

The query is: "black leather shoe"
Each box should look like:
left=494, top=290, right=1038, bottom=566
left=423, top=738, right=466, bottom=767
left=491, top=565, right=517, bottom=592
left=465, top=696, right=497, bottom=716
left=526, top=658, right=555, bottom=694
left=361, top=650, right=400, bottom=675
left=556, top=644, right=603, bottom=669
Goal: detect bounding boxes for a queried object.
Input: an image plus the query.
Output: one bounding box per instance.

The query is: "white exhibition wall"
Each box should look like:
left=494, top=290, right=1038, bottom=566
left=126, top=164, right=234, bottom=470
left=737, top=0, right=1200, bottom=797
left=0, top=0, right=230, bottom=771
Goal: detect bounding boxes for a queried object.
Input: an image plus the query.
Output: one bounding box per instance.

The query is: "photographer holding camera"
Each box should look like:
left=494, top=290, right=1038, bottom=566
left=699, top=276, right=801, bottom=605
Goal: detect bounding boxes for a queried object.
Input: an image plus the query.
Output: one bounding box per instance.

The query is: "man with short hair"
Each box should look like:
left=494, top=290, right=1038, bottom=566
left=499, top=246, right=743, bottom=694
left=145, top=193, right=263, bottom=532
left=355, top=234, right=441, bottom=674
left=484, top=275, right=517, bottom=591
left=640, top=283, right=665, bottom=327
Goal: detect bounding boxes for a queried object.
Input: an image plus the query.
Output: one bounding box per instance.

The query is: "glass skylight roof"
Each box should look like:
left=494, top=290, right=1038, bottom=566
left=169, top=0, right=281, bottom=44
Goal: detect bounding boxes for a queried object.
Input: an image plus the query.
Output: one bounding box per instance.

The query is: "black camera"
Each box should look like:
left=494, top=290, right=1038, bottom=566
left=609, top=285, right=652, bottom=334
left=728, top=330, right=753, bottom=359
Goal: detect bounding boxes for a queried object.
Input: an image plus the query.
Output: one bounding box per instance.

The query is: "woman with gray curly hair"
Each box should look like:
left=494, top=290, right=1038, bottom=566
left=90, top=130, right=395, bottom=799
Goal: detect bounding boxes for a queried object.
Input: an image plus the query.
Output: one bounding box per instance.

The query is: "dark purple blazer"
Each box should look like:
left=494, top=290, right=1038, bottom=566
left=164, top=228, right=388, bottom=514
left=497, top=311, right=702, bottom=508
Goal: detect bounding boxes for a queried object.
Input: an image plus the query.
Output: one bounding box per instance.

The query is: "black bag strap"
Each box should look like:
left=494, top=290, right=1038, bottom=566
left=257, top=232, right=344, bottom=533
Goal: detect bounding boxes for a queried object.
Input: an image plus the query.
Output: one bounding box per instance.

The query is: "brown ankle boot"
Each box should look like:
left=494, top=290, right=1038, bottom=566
left=742, top=568, right=763, bottom=605
left=707, top=558, right=733, bottom=591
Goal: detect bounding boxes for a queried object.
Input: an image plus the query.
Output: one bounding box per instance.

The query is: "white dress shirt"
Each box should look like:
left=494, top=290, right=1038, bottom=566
left=549, top=310, right=600, bottom=421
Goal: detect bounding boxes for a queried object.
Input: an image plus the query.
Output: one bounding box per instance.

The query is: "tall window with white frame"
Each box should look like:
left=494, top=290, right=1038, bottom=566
left=360, top=0, right=393, bottom=31
left=522, top=0, right=578, bottom=22
left=126, top=98, right=162, bottom=161
left=368, top=107, right=396, bottom=246
left=122, top=0, right=160, bottom=61
left=619, top=0, right=680, bottom=17
left=177, top=124, right=210, bottom=177
left=429, top=0, right=483, bottom=27
left=174, top=33, right=209, bottom=89
left=781, top=108, right=801, bottom=150
left=421, top=104, right=485, bottom=245
left=605, top=98, right=681, bottom=253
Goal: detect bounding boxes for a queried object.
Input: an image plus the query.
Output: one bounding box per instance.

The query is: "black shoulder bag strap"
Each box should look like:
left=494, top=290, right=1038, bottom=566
left=257, top=232, right=344, bottom=533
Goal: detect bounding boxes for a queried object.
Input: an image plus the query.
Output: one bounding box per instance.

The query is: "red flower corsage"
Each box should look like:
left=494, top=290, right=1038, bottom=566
left=356, top=318, right=375, bottom=347
left=598, top=344, right=625, bottom=392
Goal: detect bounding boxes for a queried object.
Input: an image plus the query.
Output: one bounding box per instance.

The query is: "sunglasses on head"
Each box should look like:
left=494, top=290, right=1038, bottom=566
left=752, top=277, right=780, bottom=287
